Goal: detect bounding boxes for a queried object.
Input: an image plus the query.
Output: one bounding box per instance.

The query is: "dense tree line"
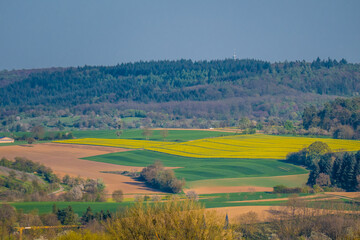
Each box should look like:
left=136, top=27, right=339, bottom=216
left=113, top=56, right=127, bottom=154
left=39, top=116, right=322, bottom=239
left=140, top=161, right=185, bottom=193
left=303, top=97, right=360, bottom=139
left=1, top=58, right=359, bottom=130
left=307, top=151, right=360, bottom=191
left=287, top=142, right=360, bottom=191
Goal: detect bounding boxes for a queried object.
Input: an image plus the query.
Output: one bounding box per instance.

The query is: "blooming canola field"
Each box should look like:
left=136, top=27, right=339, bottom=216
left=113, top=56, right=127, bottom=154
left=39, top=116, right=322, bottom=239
left=56, top=134, right=360, bottom=159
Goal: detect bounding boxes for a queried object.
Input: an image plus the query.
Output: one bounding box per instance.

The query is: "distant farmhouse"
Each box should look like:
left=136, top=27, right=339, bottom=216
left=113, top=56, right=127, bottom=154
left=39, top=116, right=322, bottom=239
left=0, top=137, right=14, bottom=143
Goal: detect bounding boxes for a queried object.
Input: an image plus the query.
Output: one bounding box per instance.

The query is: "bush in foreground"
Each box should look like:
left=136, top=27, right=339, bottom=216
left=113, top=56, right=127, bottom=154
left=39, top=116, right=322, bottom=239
left=58, top=199, right=234, bottom=240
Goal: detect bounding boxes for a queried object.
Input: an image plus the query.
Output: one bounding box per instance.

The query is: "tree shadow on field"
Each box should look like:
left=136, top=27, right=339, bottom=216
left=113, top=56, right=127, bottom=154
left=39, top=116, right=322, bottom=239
left=123, top=181, right=164, bottom=192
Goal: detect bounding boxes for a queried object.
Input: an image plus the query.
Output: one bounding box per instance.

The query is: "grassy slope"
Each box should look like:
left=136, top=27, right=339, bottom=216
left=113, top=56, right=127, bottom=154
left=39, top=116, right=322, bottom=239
left=83, top=150, right=308, bottom=183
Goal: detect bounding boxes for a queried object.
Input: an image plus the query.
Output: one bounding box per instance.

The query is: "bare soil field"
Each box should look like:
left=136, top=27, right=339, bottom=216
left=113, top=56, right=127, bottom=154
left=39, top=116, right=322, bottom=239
left=184, top=186, right=273, bottom=194
left=209, top=206, right=285, bottom=223
left=0, top=143, right=163, bottom=194
left=227, top=194, right=330, bottom=204
left=325, top=192, right=360, bottom=199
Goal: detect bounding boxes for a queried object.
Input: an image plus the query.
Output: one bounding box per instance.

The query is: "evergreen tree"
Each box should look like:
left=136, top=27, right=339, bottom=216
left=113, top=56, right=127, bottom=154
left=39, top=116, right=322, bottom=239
left=307, top=164, right=320, bottom=186
left=341, top=152, right=357, bottom=191
left=318, top=153, right=333, bottom=175
left=52, top=204, right=58, bottom=214
left=81, top=206, right=94, bottom=224
left=332, top=155, right=343, bottom=187
left=57, top=206, right=78, bottom=225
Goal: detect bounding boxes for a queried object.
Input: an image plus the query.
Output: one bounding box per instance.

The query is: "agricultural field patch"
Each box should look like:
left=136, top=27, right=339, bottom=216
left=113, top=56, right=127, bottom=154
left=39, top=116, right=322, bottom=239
left=199, top=192, right=312, bottom=208
left=187, top=174, right=309, bottom=189
left=71, top=129, right=233, bottom=141
left=147, top=134, right=360, bottom=159
left=83, top=150, right=308, bottom=183
left=9, top=192, right=316, bottom=216
left=58, top=134, right=360, bottom=159
left=11, top=201, right=132, bottom=215
left=0, top=143, right=160, bottom=194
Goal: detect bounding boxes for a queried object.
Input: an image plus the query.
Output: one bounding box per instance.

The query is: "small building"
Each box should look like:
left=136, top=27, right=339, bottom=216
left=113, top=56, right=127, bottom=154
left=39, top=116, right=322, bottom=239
left=0, top=137, right=14, bottom=143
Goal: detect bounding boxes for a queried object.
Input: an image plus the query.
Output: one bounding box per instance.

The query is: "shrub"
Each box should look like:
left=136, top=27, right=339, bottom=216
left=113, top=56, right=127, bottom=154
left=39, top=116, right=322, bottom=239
left=333, top=125, right=355, bottom=139
left=112, top=190, right=124, bottom=203
left=186, top=191, right=199, bottom=201
left=105, top=199, right=234, bottom=239
left=140, top=161, right=185, bottom=193
left=273, top=185, right=302, bottom=194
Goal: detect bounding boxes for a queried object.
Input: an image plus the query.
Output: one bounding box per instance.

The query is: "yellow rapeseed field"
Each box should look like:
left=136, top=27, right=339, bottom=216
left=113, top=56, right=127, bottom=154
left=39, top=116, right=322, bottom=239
left=56, top=134, right=360, bottom=159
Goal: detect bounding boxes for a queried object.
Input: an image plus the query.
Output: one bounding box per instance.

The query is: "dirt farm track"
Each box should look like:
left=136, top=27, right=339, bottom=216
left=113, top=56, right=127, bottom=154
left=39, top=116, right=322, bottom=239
left=0, top=143, right=163, bottom=194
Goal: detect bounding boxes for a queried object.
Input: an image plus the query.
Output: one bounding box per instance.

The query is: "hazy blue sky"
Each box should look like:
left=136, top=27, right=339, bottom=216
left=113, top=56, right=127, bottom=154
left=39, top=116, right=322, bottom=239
left=1, top=0, right=359, bottom=70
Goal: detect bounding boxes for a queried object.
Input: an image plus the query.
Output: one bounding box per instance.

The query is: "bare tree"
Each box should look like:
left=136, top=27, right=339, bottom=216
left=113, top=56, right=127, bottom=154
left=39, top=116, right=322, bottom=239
left=160, top=129, right=169, bottom=141
left=112, top=190, right=124, bottom=203
left=186, top=191, right=198, bottom=201
left=142, top=127, right=153, bottom=140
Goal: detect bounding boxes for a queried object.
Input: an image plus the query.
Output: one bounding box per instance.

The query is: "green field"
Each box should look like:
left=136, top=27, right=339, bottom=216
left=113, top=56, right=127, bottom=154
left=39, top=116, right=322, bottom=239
left=72, top=129, right=234, bottom=141
left=84, top=150, right=308, bottom=183
left=199, top=192, right=311, bottom=208
left=11, top=201, right=132, bottom=215
left=188, top=174, right=309, bottom=188
left=10, top=192, right=312, bottom=214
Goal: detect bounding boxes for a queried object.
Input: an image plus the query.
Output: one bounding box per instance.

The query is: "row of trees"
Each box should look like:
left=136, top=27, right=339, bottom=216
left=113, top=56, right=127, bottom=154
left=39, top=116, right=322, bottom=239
left=140, top=161, right=185, bottom=193
left=11, top=126, right=74, bottom=141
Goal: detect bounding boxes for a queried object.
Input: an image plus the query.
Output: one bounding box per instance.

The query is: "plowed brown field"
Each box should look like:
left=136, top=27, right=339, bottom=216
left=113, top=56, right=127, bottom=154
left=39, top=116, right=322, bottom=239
left=0, top=143, right=163, bottom=194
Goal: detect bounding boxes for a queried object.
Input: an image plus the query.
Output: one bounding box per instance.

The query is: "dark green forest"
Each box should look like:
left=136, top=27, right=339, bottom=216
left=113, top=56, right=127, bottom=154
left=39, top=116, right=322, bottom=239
left=303, top=97, right=360, bottom=139
left=1, top=58, right=359, bottom=130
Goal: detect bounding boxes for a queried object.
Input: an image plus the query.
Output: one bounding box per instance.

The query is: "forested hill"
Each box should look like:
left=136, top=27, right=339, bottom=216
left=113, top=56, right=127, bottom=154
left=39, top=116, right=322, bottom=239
left=1, top=58, right=360, bottom=123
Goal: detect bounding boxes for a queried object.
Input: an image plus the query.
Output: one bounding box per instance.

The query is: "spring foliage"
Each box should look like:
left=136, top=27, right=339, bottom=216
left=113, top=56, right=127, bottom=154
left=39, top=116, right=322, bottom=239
left=140, top=161, right=185, bottom=193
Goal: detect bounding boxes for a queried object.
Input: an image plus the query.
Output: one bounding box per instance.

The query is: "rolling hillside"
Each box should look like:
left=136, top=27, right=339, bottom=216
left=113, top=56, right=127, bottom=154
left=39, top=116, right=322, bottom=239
left=1, top=58, right=360, bottom=131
